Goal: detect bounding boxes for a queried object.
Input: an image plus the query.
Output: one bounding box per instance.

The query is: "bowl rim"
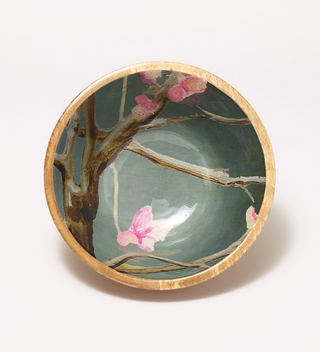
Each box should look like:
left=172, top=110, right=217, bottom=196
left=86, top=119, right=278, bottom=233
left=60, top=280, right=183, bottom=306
left=44, top=61, right=276, bottom=290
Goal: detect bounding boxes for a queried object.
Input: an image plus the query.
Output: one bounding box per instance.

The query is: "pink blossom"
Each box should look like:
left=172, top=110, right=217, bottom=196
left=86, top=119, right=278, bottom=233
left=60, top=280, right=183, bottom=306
left=180, top=76, right=207, bottom=94
left=246, top=206, right=258, bottom=229
left=167, top=76, right=207, bottom=102
left=167, top=85, right=186, bottom=102
left=117, top=206, right=173, bottom=252
left=131, top=95, right=159, bottom=120
left=140, top=71, right=162, bottom=84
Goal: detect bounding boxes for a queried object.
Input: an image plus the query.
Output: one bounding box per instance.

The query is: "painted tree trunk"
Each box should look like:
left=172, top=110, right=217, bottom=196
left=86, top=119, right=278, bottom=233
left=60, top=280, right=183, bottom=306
left=63, top=187, right=99, bottom=257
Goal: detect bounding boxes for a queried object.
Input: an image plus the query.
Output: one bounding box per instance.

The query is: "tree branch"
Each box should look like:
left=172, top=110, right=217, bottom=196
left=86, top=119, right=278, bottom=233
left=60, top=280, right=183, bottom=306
left=54, top=105, right=82, bottom=185
left=140, top=113, right=251, bottom=131
left=196, top=106, right=251, bottom=125
left=77, top=111, right=250, bottom=143
left=90, top=72, right=181, bottom=182
left=125, top=139, right=266, bottom=189
left=119, top=76, right=127, bottom=122
left=110, top=162, right=121, bottom=234
left=106, top=230, right=250, bottom=274
left=104, top=253, right=209, bottom=270
left=77, top=126, right=111, bottom=142
left=81, top=93, right=98, bottom=192
left=77, top=109, right=250, bottom=144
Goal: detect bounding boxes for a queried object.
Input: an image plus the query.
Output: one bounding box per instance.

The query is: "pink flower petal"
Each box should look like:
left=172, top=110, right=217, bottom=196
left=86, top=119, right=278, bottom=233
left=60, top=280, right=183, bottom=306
left=140, top=71, right=162, bottom=84
left=180, top=76, right=207, bottom=94
left=148, top=219, right=173, bottom=242
left=167, top=76, right=207, bottom=102
left=132, top=96, right=159, bottom=119
left=131, top=206, right=153, bottom=233
left=117, top=206, right=174, bottom=252
left=246, top=206, right=257, bottom=229
left=117, top=230, right=139, bottom=246
left=167, top=85, right=187, bottom=102
left=139, top=237, right=156, bottom=252
left=135, top=95, right=149, bottom=105
left=144, top=100, right=158, bottom=111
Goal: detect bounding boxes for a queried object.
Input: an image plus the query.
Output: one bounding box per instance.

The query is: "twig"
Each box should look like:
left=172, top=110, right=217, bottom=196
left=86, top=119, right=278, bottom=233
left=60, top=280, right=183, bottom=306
left=91, top=72, right=181, bottom=180
left=238, top=184, right=254, bottom=202
left=126, top=139, right=266, bottom=190
left=54, top=105, right=82, bottom=184
left=77, top=126, right=111, bottom=142
left=107, top=230, right=250, bottom=274
left=140, top=113, right=251, bottom=131
left=119, top=76, right=127, bottom=122
left=110, top=162, right=121, bottom=233
left=196, top=106, right=251, bottom=125
left=104, top=253, right=209, bottom=270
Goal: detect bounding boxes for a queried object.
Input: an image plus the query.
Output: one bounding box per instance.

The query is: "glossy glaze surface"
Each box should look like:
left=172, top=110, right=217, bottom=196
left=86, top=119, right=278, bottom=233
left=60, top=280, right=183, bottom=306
left=52, top=69, right=266, bottom=280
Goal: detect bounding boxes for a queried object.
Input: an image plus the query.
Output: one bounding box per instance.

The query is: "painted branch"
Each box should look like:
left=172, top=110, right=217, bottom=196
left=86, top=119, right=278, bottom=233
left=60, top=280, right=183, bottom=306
left=81, top=94, right=98, bottom=192
left=54, top=154, right=66, bottom=172
left=140, top=114, right=251, bottom=130
left=104, top=253, right=209, bottom=269
left=112, top=230, right=250, bottom=274
left=90, top=72, right=181, bottom=181
left=54, top=106, right=82, bottom=186
left=53, top=72, right=182, bottom=259
left=77, top=126, right=111, bottom=142
left=196, top=106, right=251, bottom=125
left=126, top=139, right=266, bottom=187
left=78, top=111, right=250, bottom=142
left=119, top=76, right=127, bottom=122
left=110, top=162, right=121, bottom=234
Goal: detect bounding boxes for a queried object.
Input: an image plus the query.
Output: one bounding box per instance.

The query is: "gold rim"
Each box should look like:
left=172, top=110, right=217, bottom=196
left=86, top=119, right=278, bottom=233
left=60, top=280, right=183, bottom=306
left=44, top=61, right=275, bottom=290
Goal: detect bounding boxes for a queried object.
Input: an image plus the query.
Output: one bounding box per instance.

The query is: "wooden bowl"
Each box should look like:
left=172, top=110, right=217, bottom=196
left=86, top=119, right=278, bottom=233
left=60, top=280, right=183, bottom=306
left=44, top=62, right=275, bottom=290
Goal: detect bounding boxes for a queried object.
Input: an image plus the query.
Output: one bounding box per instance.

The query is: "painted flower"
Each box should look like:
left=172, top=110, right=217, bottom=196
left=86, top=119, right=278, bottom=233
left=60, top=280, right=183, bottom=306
left=140, top=70, right=162, bottom=84
left=167, top=76, right=207, bottom=102
left=131, top=95, right=159, bottom=120
left=167, top=85, right=186, bottom=102
left=180, top=76, right=207, bottom=94
left=117, top=206, right=173, bottom=252
left=246, top=206, right=257, bottom=229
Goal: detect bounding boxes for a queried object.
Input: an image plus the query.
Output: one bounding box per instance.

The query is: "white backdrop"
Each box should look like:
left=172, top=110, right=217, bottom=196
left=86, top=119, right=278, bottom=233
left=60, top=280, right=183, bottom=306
left=1, top=1, right=319, bottom=351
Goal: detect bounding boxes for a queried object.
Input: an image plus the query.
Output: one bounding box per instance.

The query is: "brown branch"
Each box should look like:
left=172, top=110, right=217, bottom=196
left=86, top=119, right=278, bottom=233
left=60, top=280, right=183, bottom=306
left=81, top=94, right=98, bottom=192
left=126, top=139, right=266, bottom=188
left=90, top=72, right=181, bottom=181
left=78, top=110, right=249, bottom=143
left=140, top=113, right=251, bottom=130
left=78, top=112, right=249, bottom=143
left=77, top=126, right=111, bottom=142
left=119, top=76, right=127, bottom=122
left=104, top=253, right=209, bottom=270
left=197, top=106, right=251, bottom=124
left=54, top=105, right=82, bottom=184
left=54, top=153, right=65, bottom=169
left=109, top=230, right=250, bottom=274
left=239, top=184, right=255, bottom=202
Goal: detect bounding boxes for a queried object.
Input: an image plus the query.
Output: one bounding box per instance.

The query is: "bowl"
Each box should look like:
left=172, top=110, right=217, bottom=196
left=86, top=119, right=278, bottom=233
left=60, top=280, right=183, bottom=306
left=44, top=62, right=275, bottom=290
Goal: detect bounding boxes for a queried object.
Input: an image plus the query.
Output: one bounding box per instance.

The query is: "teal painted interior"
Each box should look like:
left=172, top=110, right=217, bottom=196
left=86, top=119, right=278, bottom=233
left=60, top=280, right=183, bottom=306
left=53, top=71, right=266, bottom=280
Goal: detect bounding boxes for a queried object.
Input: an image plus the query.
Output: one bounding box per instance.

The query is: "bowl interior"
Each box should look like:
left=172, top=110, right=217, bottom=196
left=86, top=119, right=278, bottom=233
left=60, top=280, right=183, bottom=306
left=53, top=70, right=266, bottom=280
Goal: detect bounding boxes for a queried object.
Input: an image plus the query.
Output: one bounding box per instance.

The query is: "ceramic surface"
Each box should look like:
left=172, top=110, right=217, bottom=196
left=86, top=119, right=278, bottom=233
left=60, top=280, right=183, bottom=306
left=46, top=63, right=273, bottom=288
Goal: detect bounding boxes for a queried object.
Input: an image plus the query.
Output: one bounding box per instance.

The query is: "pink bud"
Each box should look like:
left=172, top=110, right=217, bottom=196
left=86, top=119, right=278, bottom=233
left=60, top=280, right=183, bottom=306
left=167, top=85, right=187, bottom=102
left=246, top=206, right=257, bottom=229
left=180, top=76, right=207, bottom=94
left=167, top=75, right=207, bottom=102
left=135, top=95, right=149, bottom=105
left=132, top=95, right=159, bottom=120
left=140, top=71, right=162, bottom=84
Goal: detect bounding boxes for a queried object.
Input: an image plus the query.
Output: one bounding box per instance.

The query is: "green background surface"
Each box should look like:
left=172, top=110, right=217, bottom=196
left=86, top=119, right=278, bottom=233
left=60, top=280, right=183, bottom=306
left=54, top=71, right=266, bottom=280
